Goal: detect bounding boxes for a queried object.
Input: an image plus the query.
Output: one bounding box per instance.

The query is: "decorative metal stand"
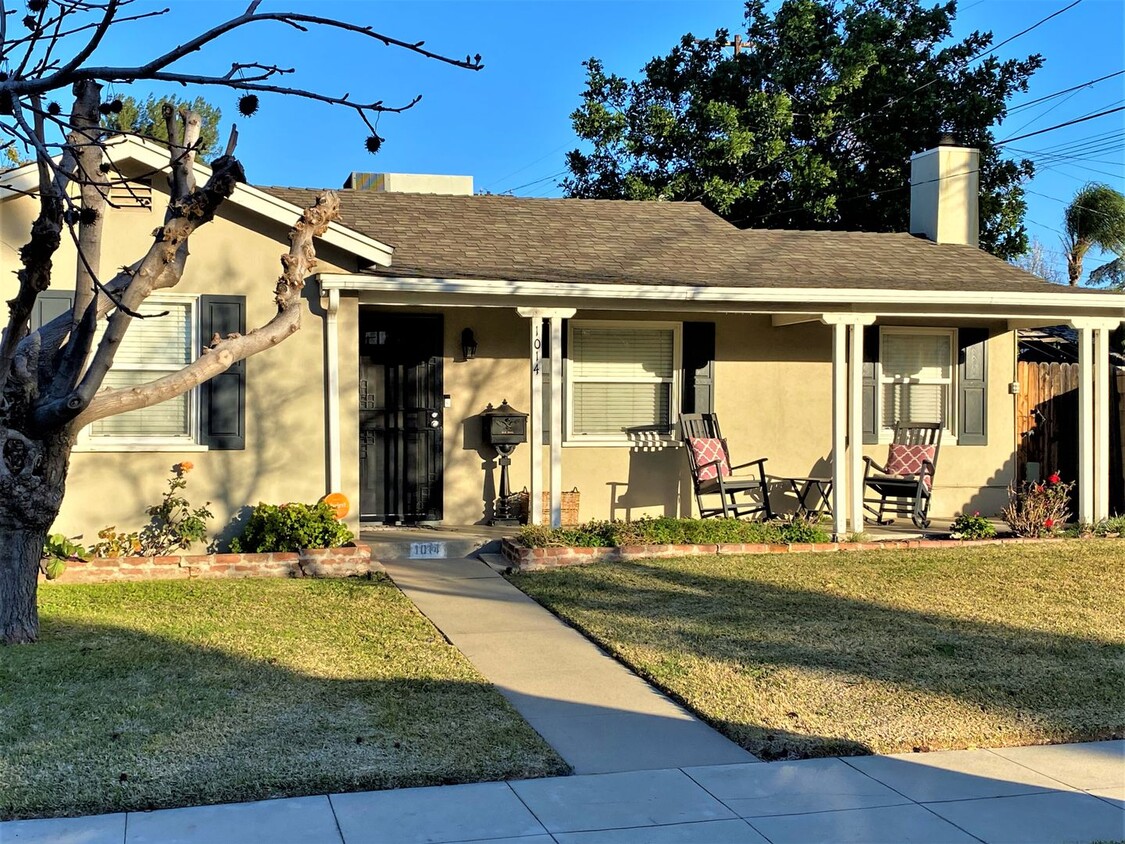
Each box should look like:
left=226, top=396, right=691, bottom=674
left=482, top=400, right=529, bottom=527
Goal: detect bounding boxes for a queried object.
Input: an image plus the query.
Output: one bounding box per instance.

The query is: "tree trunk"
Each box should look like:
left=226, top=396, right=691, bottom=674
left=0, top=522, right=50, bottom=644
left=0, top=432, right=72, bottom=644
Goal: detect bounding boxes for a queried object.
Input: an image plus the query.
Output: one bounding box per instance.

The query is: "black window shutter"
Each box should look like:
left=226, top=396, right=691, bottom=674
left=200, top=295, right=246, bottom=450
left=682, top=322, right=716, bottom=416
left=30, top=290, right=75, bottom=329
left=862, top=326, right=879, bottom=444
left=958, top=327, right=988, bottom=445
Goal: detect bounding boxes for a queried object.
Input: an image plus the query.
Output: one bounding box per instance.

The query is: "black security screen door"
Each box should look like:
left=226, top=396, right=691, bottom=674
left=359, top=311, right=444, bottom=523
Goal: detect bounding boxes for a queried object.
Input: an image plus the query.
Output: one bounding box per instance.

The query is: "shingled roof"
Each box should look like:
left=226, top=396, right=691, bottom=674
left=260, top=187, right=1065, bottom=294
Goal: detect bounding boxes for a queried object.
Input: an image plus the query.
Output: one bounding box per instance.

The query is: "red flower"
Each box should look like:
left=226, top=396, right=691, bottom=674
left=1044, top=518, right=1055, bottom=529
left=1048, top=472, right=1061, bottom=484
left=973, top=511, right=980, bottom=517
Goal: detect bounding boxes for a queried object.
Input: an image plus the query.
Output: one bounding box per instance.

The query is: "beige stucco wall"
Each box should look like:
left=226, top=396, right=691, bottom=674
left=0, top=174, right=360, bottom=545
left=359, top=307, right=1018, bottom=525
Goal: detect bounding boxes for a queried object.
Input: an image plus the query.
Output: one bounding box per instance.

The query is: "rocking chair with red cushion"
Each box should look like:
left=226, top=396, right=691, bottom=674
left=680, top=413, right=773, bottom=520
left=862, top=420, right=942, bottom=528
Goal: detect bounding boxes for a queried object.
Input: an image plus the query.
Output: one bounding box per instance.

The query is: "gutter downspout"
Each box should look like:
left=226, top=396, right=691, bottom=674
left=326, top=288, right=342, bottom=496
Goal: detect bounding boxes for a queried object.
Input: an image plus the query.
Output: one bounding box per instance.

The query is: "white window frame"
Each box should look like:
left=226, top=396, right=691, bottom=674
left=76, top=293, right=205, bottom=452
left=876, top=326, right=956, bottom=442
left=564, top=319, right=681, bottom=446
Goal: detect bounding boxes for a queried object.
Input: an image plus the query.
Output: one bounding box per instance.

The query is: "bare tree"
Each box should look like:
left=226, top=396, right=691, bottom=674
left=0, top=0, right=481, bottom=644
left=1012, top=237, right=1064, bottom=285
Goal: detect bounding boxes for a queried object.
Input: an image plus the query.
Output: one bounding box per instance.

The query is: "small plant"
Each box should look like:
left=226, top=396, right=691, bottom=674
left=230, top=501, right=354, bottom=553
left=778, top=516, right=831, bottom=544
left=139, top=462, right=214, bottom=555
left=1002, top=472, right=1074, bottom=538
left=949, top=511, right=996, bottom=540
left=515, top=516, right=831, bottom=548
left=40, top=534, right=89, bottom=580
left=91, top=526, right=141, bottom=558
left=1093, top=515, right=1125, bottom=537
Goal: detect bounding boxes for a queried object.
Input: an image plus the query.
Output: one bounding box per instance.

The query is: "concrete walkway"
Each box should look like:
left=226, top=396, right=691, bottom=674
left=5, top=741, right=1122, bottom=843
left=382, top=556, right=756, bottom=774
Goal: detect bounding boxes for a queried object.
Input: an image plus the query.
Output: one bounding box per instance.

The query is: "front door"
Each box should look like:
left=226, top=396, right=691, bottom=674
left=359, top=311, right=444, bottom=523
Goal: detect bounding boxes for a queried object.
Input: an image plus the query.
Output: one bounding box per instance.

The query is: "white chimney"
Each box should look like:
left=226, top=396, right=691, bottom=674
left=342, top=172, right=473, bottom=196
left=909, top=136, right=980, bottom=247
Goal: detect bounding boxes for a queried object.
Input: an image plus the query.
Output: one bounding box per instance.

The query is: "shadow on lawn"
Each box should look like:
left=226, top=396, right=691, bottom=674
left=0, top=609, right=568, bottom=820
left=507, top=560, right=1125, bottom=760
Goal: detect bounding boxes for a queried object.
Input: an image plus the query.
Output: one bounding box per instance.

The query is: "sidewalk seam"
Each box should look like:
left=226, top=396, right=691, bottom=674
left=836, top=757, right=989, bottom=844
left=325, top=794, right=347, bottom=844
left=678, top=766, right=778, bottom=844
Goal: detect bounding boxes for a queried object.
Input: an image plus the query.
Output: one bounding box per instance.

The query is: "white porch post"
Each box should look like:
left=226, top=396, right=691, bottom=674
left=1094, top=327, right=1110, bottom=521
left=324, top=288, right=342, bottom=496
left=830, top=321, right=848, bottom=538
left=518, top=308, right=574, bottom=528
left=820, top=314, right=877, bottom=538
left=1078, top=325, right=1093, bottom=523
left=549, top=316, right=564, bottom=527
left=848, top=322, right=864, bottom=535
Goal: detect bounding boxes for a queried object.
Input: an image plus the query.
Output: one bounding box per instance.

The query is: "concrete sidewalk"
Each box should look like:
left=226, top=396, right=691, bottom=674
left=5, top=741, right=1122, bottom=843
left=382, top=556, right=756, bottom=774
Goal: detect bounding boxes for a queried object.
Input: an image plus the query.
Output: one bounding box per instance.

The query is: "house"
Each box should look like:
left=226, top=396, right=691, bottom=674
left=2, top=137, right=1123, bottom=542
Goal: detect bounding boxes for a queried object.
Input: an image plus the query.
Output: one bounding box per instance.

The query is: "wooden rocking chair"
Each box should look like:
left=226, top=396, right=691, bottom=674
left=862, top=421, right=942, bottom=528
left=680, top=413, right=773, bottom=520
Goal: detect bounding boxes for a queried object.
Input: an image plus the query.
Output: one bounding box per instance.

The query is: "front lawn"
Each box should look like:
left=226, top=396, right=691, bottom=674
left=511, top=544, right=1125, bottom=760
left=0, top=577, right=567, bottom=820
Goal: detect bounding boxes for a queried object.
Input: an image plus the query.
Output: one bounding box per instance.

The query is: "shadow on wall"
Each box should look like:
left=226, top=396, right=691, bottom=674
left=608, top=441, right=685, bottom=521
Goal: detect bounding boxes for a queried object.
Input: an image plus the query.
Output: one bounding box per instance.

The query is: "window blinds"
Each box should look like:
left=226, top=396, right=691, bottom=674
left=90, top=301, right=192, bottom=439
left=570, top=326, right=675, bottom=436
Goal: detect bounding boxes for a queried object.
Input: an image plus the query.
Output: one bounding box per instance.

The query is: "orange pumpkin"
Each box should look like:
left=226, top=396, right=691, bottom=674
left=320, top=492, right=349, bottom=520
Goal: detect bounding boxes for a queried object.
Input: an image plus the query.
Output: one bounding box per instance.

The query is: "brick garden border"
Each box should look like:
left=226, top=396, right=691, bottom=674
left=43, top=543, right=381, bottom=584
left=501, top=536, right=1066, bottom=572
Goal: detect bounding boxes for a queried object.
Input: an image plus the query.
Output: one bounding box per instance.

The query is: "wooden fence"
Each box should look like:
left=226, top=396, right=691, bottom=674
left=1015, top=361, right=1125, bottom=514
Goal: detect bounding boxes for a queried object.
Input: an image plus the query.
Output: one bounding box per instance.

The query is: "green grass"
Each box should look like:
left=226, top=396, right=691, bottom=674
left=0, top=577, right=567, bottom=820
left=510, top=544, right=1125, bottom=761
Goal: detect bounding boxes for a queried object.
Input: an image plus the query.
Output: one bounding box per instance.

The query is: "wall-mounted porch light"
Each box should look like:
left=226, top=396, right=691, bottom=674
left=461, top=328, right=478, bottom=361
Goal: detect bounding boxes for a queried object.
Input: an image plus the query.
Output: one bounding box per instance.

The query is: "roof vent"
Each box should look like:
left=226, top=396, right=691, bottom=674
left=342, top=172, right=473, bottom=195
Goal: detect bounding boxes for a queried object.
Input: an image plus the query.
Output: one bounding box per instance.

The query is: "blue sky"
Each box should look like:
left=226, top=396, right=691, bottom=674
left=86, top=0, right=1125, bottom=281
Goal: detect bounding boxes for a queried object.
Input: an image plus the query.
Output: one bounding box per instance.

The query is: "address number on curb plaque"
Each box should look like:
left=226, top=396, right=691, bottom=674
left=409, top=542, right=446, bottom=559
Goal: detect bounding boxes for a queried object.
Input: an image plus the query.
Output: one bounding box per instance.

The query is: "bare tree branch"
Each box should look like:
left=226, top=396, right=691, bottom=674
left=73, top=191, right=340, bottom=428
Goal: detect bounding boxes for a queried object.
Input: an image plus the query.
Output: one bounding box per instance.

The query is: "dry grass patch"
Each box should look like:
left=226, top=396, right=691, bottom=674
left=0, top=577, right=567, bottom=820
left=511, top=543, right=1125, bottom=760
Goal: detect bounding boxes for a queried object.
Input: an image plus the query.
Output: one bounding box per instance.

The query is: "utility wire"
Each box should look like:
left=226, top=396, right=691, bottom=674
left=1006, top=70, right=1125, bottom=114
left=996, top=106, right=1125, bottom=145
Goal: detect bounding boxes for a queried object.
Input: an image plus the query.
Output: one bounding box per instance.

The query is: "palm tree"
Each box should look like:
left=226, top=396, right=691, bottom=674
left=1063, top=183, right=1125, bottom=286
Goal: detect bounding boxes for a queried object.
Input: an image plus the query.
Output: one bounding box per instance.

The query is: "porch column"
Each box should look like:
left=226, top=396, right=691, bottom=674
left=1095, top=326, right=1110, bottom=521
left=1071, top=318, right=1122, bottom=523
left=1078, top=325, right=1093, bottom=523
left=848, top=321, right=865, bottom=535
left=549, top=316, right=564, bottom=526
left=324, top=288, right=342, bottom=496
left=821, top=314, right=877, bottom=538
left=830, top=322, right=847, bottom=538
left=517, top=308, right=575, bottom=527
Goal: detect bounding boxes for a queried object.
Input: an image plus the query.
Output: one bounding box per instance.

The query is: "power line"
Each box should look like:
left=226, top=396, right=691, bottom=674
left=502, top=170, right=568, bottom=195
left=996, top=107, right=1125, bottom=145
left=1007, top=70, right=1125, bottom=114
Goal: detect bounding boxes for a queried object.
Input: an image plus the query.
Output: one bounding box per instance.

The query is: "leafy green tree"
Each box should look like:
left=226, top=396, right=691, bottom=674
left=1063, top=183, right=1125, bottom=287
left=564, top=0, right=1042, bottom=260
left=103, top=95, right=223, bottom=161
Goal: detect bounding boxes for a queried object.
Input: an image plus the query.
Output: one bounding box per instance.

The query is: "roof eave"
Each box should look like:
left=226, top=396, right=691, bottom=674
left=317, top=272, right=1125, bottom=324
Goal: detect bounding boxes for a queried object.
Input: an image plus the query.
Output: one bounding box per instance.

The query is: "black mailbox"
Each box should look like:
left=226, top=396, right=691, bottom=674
left=482, top=399, right=528, bottom=447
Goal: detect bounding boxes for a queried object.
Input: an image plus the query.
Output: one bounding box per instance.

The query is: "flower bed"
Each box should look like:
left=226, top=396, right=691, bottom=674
left=501, top=536, right=1067, bottom=572
left=41, top=543, right=379, bottom=584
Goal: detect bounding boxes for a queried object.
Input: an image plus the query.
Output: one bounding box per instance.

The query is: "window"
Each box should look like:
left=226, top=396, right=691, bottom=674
left=567, top=321, right=680, bottom=442
left=878, top=328, right=954, bottom=433
left=88, top=297, right=198, bottom=445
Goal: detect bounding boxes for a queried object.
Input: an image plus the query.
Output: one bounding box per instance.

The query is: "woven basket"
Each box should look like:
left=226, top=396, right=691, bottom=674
left=518, top=487, right=580, bottom=526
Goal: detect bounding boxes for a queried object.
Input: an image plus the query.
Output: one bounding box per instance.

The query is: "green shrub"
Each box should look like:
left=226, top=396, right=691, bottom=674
left=949, top=511, right=997, bottom=540
left=1093, top=515, right=1125, bottom=537
left=1002, top=474, right=1074, bottom=537
left=230, top=502, right=354, bottom=553
left=515, top=516, right=830, bottom=548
